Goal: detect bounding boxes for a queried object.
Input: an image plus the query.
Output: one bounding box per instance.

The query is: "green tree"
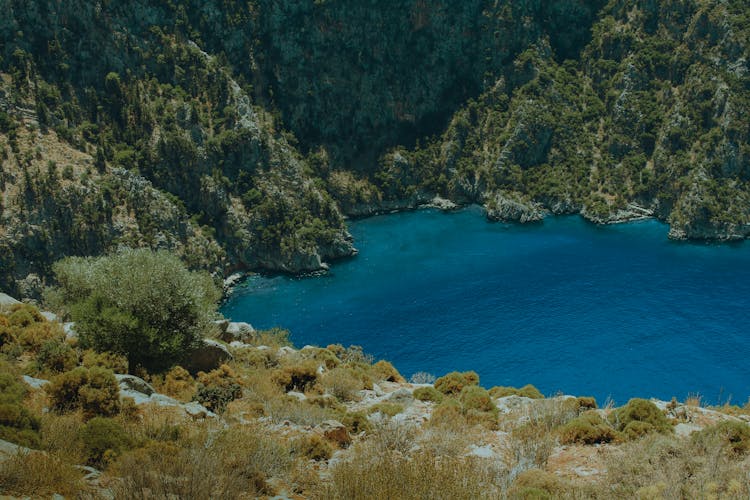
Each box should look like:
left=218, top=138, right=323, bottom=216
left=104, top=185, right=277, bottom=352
left=50, top=249, right=220, bottom=373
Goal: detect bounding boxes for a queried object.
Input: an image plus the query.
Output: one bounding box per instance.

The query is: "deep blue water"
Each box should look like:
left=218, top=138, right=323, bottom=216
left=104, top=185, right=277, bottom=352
left=222, top=207, right=750, bottom=405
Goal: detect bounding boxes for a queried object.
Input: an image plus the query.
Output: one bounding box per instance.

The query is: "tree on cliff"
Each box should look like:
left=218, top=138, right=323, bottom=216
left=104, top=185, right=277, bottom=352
left=48, top=249, right=221, bottom=373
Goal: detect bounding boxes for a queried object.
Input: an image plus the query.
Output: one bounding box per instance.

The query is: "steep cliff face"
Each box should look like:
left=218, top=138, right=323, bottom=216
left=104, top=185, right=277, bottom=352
left=0, top=0, right=748, bottom=295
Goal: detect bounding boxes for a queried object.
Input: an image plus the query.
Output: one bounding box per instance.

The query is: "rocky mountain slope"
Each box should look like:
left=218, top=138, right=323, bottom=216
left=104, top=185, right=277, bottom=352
left=0, top=0, right=748, bottom=294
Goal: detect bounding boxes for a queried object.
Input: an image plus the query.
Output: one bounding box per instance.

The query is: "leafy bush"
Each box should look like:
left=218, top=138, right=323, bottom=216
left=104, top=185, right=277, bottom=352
left=459, top=386, right=496, bottom=413
left=434, top=371, right=479, bottom=396
left=0, top=372, right=40, bottom=447
left=194, top=364, right=242, bottom=413
left=413, top=386, right=443, bottom=402
left=36, top=340, right=78, bottom=373
left=79, top=417, right=131, bottom=467
left=81, top=350, right=128, bottom=373
left=46, top=366, right=120, bottom=419
left=608, top=398, right=672, bottom=438
left=50, top=249, right=221, bottom=373
left=559, top=411, right=618, bottom=445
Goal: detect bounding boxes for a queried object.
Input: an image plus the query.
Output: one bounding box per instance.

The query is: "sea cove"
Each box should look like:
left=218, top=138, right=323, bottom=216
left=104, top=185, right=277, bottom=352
left=222, top=207, right=750, bottom=404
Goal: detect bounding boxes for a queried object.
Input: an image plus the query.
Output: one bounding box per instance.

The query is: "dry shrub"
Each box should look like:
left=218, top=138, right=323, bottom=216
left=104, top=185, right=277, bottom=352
left=35, top=339, right=79, bottom=374
left=693, top=421, right=750, bottom=456
left=152, top=365, right=196, bottom=402
left=339, top=411, right=372, bottom=435
left=290, top=432, right=333, bottom=461
left=503, top=422, right=555, bottom=475
left=368, top=402, right=404, bottom=417
left=508, top=469, right=570, bottom=498
left=434, top=371, right=479, bottom=396
left=272, top=360, right=320, bottom=393
left=252, top=327, right=292, bottom=348
left=609, top=398, right=672, bottom=438
left=558, top=411, right=619, bottom=445
left=263, top=394, right=339, bottom=426
left=371, top=360, right=405, bottom=383
left=417, top=427, right=472, bottom=458
left=489, top=384, right=544, bottom=399
left=605, top=433, right=750, bottom=498
left=319, top=366, right=367, bottom=401
left=365, top=420, right=418, bottom=456
left=0, top=450, right=86, bottom=497
left=46, top=366, right=120, bottom=419
left=233, top=346, right=278, bottom=369
left=409, top=371, right=436, bottom=384
left=413, top=386, right=443, bottom=402
left=81, top=349, right=128, bottom=373
left=195, top=364, right=242, bottom=413
left=316, top=446, right=505, bottom=499
left=113, top=425, right=291, bottom=499
left=40, top=412, right=86, bottom=462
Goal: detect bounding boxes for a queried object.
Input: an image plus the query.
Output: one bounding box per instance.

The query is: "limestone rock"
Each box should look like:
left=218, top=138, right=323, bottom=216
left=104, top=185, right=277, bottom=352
left=221, top=321, right=255, bottom=343
left=388, top=388, right=414, bottom=405
left=183, top=339, right=233, bottom=373
left=22, top=375, right=49, bottom=389
left=115, top=374, right=155, bottom=396
left=0, top=293, right=21, bottom=307
left=485, top=192, right=545, bottom=223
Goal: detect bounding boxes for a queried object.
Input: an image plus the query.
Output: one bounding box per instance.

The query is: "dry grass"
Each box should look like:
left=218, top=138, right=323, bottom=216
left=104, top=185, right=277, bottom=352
left=112, top=423, right=292, bottom=499
left=315, top=445, right=506, bottom=499
left=0, top=450, right=88, bottom=497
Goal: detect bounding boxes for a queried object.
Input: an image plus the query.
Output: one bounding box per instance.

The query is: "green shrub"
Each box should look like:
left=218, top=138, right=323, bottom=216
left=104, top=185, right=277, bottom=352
left=46, top=366, right=120, bottom=419
left=79, top=417, right=131, bottom=467
left=609, top=398, right=672, bottom=438
left=81, top=350, right=128, bottom=373
left=0, top=372, right=26, bottom=405
left=413, top=386, right=443, bottom=402
left=459, top=385, right=496, bottom=413
left=194, top=364, right=242, bottom=413
left=509, top=469, right=569, bottom=498
left=339, top=411, right=372, bottom=435
left=0, top=404, right=41, bottom=448
left=489, top=384, right=544, bottom=399
left=559, top=411, right=618, bottom=445
left=693, top=421, right=750, bottom=456
left=36, top=340, right=79, bottom=373
left=368, top=403, right=404, bottom=417
left=434, top=371, right=479, bottom=396
left=50, top=249, right=221, bottom=373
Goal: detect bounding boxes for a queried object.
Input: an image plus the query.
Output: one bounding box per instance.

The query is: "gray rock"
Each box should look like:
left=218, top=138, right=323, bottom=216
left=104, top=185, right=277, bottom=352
left=183, top=338, right=233, bottom=373
left=115, top=374, right=155, bottom=396
left=119, top=389, right=151, bottom=405
left=0, top=438, right=31, bottom=460
left=287, top=391, right=307, bottom=402
left=0, top=292, right=20, bottom=307
left=183, top=401, right=216, bottom=419
left=221, top=321, right=255, bottom=343
left=485, top=192, right=545, bottom=223
left=22, top=375, right=49, bottom=389
left=388, top=388, right=414, bottom=405
left=40, top=311, right=59, bottom=322
left=63, top=322, right=77, bottom=340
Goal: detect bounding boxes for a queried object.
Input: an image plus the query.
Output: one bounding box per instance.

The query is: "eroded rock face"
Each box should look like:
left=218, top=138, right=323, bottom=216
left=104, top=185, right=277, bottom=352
left=485, top=192, right=546, bottom=223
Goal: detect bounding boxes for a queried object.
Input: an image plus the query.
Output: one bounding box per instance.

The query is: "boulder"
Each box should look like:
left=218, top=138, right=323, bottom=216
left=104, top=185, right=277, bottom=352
left=0, top=438, right=31, bottom=461
left=0, top=293, right=20, bottom=307
left=40, top=311, right=58, bottom=322
left=388, top=388, right=414, bottom=405
left=22, top=375, right=49, bottom=390
left=220, top=321, right=255, bottom=343
left=183, top=339, right=233, bottom=373
left=115, top=374, right=155, bottom=396
left=315, top=420, right=351, bottom=447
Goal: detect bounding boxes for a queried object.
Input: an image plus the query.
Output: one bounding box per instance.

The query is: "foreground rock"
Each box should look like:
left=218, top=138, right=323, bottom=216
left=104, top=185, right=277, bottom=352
left=183, top=339, right=233, bottom=373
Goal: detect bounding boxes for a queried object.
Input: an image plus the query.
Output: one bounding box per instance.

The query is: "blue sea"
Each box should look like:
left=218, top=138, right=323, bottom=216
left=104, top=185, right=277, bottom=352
left=221, top=206, right=750, bottom=405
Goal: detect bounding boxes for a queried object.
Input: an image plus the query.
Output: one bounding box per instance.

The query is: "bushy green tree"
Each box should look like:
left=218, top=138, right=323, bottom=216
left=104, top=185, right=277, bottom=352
left=50, top=249, right=221, bottom=373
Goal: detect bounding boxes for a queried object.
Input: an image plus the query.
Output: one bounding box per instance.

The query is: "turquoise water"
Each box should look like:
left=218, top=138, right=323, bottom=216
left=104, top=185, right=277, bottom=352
left=222, top=207, right=750, bottom=404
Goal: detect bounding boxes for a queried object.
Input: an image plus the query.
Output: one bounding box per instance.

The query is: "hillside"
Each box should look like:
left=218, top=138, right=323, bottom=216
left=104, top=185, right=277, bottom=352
left=1, top=296, right=749, bottom=498
left=0, top=0, right=749, bottom=294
